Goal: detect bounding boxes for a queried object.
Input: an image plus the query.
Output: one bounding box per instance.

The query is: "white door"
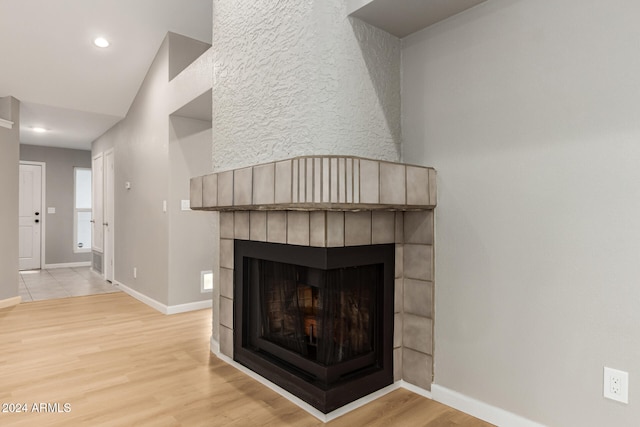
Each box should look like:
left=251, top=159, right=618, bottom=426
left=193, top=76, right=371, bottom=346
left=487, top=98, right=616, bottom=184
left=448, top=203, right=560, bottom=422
left=19, top=164, right=42, bottom=270
left=104, top=150, right=115, bottom=281
left=92, top=153, right=104, bottom=253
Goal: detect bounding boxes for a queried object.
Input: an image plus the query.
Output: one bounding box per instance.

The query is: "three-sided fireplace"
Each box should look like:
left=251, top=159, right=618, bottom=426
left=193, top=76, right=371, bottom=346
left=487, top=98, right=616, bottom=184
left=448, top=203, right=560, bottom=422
left=233, top=240, right=394, bottom=413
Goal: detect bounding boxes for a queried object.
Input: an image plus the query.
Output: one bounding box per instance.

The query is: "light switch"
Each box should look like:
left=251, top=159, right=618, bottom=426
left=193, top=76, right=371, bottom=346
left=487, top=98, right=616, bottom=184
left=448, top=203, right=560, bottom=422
left=181, top=200, right=191, bottom=211
left=47, top=207, right=56, bottom=214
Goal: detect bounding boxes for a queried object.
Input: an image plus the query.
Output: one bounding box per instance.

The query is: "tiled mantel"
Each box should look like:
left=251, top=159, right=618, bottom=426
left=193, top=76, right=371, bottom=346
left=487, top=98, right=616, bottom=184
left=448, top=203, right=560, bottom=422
left=190, top=156, right=437, bottom=393
left=190, top=156, right=436, bottom=211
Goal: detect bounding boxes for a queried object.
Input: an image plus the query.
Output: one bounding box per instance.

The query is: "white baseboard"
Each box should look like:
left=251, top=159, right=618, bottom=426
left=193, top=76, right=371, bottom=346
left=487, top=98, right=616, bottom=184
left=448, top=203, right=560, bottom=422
left=210, top=336, right=220, bottom=354
left=206, top=341, right=544, bottom=427
left=114, top=280, right=212, bottom=315
left=397, top=380, right=433, bottom=399
left=431, top=384, right=546, bottom=427
left=210, top=345, right=400, bottom=423
left=0, top=296, right=22, bottom=309
left=166, top=299, right=212, bottom=314
left=44, top=262, right=91, bottom=269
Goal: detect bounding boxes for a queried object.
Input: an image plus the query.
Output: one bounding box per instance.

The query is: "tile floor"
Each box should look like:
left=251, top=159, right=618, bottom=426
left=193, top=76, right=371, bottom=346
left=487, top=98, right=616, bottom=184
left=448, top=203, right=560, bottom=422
left=19, top=267, right=120, bottom=302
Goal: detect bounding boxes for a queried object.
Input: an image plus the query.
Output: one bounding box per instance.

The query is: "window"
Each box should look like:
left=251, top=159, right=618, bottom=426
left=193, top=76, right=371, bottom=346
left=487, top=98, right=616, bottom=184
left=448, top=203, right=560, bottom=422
left=74, top=168, right=92, bottom=253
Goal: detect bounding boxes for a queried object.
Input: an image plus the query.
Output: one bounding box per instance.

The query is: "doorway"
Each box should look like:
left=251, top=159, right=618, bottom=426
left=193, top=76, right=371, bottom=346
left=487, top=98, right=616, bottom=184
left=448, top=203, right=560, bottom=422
left=19, top=162, right=45, bottom=270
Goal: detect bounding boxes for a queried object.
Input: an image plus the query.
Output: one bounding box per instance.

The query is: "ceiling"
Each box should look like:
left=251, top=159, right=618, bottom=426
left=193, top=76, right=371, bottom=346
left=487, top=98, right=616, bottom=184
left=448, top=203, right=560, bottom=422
left=0, top=0, right=212, bottom=151
left=348, top=0, right=488, bottom=38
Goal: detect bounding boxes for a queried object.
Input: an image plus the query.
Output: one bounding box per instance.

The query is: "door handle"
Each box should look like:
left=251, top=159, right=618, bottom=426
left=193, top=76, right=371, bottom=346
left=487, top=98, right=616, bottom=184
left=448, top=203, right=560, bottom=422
left=103, top=222, right=109, bottom=226
left=35, top=212, right=40, bottom=216
left=90, top=220, right=95, bottom=223
left=35, top=219, right=40, bottom=223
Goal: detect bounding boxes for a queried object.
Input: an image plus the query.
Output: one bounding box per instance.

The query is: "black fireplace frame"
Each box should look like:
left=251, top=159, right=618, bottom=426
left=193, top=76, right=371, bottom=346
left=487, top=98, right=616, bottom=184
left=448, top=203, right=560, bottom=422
left=233, top=240, right=394, bottom=413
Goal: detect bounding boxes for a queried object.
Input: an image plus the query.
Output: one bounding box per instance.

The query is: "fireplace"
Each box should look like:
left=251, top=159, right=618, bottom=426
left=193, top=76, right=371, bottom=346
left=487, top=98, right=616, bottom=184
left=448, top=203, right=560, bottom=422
left=190, top=156, right=436, bottom=417
left=233, top=240, right=394, bottom=413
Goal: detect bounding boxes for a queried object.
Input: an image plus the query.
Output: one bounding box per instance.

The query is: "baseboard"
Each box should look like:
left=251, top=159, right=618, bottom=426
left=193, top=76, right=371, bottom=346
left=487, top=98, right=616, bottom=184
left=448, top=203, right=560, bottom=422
left=166, top=299, right=212, bottom=314
left=211, top=346, right=400, bottom=423
left=44, top=262, right=91, bottom=269
left=210, top=336, right=220, bottom=354
left=0, top=296, right=22, bottom=309
left=115, top=280, right=212, bottom=315
left=431, top=384, right=546, bottom=427
left=397, top=380, right=433, bottom=399
left=206, top=343, right=544, bottom=427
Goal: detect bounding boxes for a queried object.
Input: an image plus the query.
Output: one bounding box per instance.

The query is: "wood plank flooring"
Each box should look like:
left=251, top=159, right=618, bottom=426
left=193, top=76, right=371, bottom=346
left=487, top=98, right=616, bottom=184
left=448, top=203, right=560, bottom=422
left=0, top=293, right=493, bottom=426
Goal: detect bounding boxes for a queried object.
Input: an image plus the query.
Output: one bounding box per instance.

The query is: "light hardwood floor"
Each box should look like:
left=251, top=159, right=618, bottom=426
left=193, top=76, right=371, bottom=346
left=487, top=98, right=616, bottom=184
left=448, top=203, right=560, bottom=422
left=0, top=293, right=493, bottom=426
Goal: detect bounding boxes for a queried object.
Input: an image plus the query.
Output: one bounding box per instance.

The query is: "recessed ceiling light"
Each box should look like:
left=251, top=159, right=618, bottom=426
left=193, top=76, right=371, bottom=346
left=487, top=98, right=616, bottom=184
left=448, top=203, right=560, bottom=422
left=94, top=37, right=110, bottom=48
left=32, top=127, right=47, bottom=133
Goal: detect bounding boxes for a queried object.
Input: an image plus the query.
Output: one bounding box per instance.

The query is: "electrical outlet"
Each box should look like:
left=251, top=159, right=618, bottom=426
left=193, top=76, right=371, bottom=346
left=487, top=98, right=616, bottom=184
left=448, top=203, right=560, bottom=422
left=604, top=367, right=629, bottom=404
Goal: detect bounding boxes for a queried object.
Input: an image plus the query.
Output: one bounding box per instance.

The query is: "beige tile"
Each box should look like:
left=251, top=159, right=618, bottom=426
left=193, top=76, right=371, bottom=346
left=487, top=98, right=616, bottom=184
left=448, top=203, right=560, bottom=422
left=394, top=313, right=403, bottom=348
left=220, top=296, right=233, bottom=329
left=220, top=267, right=234, bottom=299
left=338, top=158, right=347, bottom=203
left=330, top=158, right=338, bottom=203
left=372, top=211, right=395, bottom=244
left=404, top=211, right=434, bottom=245
left=275, top=160, right=292, bottom=204
left=219, top=325, right=234, bottom=358
left=233, top=167, right=253, bottom=206
left=404, top=244, right=433, bottom=281
left=395, top=244, right=403, bottom=279
left=217, top=170, right=234, bottom=206
left=428, top=168, right=437, bottom=206
left=406, top=166, right=429, bottom=206
left=267, top=211, right=287, bottom=244
left=253, top=163, right=275, bottom=206
left=309, top=211, right=326, bottom=247
left=403, top=349, right=432, bottom=390
left=394, top=347, right=403, bottom=382
left=353, top=159, right=360, bottom=203
left=403, top=314, right=433, bottom=355
left=220, top=238, right=234, bottom=269
left=395, top=213, right=404, bottom=244
left=220, top=212, right=234, bottom=239
left=190, top=176, right=203, bottom=208
left=234, top=212, right=250, bottom=240
left=346, top=158, right=354, bottom=203
left=380, top=162, right=406, bottom=205
left=202, top=174, right=218, bottom=207
left=322, top=158, right=330, bottom=203
left=313, top=158, right=322, bottom=203
left=359, top=159, right=379, bottom=204
left=345, top=211, right=372, bottom=246
left=395, top=278, right=403, bottom=313
left=306, top=158, right=314, bottom=203
left=287, top=211, right=310, bottom=246
left=292, top=159, right=300, bottom=203
left=404, top=279, right=433, bottom=318
left=327, top=212, right=345, bottom=247
left=249, top=211, right=267, bottom=242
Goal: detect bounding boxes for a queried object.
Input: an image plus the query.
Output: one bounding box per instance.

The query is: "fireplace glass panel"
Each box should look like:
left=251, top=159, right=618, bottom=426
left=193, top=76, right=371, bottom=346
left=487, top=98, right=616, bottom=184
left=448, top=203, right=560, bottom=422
left=255, top=259, right=377, bottom=366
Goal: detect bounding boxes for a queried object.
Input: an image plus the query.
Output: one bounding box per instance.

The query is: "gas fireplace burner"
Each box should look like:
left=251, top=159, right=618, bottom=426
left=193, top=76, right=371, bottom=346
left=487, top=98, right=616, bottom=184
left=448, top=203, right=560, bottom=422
left=233, top=240, right=394, bottom=413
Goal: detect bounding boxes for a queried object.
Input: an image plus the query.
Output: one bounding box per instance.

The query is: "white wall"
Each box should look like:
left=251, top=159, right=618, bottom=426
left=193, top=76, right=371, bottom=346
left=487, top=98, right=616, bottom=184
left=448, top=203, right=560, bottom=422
left=211, top=0, right=401, bottom=171
left=92, top=33, right=214, bottom=308
left=168, top=116, right=215, bottom=306
left=0, top=96, right=19, bottom=301
left=402, top=0, right=640, bottom=425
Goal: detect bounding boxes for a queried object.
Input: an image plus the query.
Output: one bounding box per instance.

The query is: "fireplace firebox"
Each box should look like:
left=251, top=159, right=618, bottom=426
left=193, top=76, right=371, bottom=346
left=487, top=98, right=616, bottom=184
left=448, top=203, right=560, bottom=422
left=233, top=240, right=394, bottom=413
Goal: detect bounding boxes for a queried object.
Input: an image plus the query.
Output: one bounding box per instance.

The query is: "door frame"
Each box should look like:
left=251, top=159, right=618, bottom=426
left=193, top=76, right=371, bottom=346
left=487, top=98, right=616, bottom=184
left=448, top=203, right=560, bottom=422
left=19, top=161, right=46, bottom=270
left=104, top=148, right=115, bottom=282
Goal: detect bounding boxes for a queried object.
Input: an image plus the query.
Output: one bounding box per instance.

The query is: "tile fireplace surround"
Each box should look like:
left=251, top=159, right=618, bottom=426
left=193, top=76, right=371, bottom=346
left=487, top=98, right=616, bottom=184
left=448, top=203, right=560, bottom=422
left=190, top=156, right=436, bottom=416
